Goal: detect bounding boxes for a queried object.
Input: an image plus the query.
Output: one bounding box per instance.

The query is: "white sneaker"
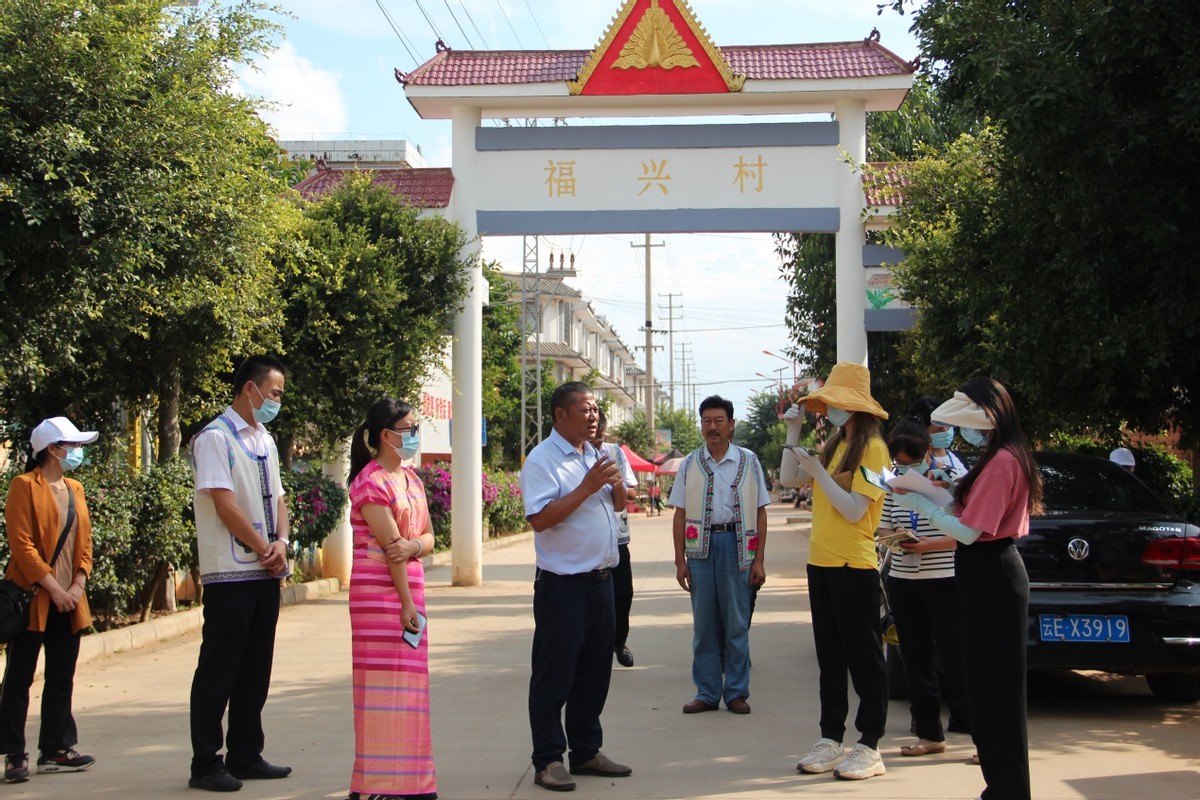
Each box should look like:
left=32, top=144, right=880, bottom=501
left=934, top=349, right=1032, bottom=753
left=797, top=738, right=845, bottom=774
left=833, top=743, right=886, bottom=780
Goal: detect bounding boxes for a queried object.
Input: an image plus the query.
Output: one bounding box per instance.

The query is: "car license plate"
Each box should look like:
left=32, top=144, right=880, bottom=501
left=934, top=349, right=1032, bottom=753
left=1039, top=614, right=1130, bottom=643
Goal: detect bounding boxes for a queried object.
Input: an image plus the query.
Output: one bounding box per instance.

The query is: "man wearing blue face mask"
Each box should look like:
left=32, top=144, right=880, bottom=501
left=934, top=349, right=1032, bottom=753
left=187, top=355, right=293, bottom=792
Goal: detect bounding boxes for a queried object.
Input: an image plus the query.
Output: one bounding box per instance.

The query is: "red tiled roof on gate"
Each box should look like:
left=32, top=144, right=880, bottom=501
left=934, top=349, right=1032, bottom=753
left=863, top=161, right=912, bottom=207
left=401, top=40, right=915, bottom=87
left=293, top=167, right=455, bottom=208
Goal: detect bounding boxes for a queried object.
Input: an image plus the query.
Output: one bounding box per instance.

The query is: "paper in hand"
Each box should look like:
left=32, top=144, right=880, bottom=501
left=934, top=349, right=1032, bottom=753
left=875, top=528, right=918, bottom=553
left=886, top=469, right=954, bottom=507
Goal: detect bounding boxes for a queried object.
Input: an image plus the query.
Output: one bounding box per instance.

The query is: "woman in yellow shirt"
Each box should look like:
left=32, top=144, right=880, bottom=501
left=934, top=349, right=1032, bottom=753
left=779, top=363, right=890, bottom=782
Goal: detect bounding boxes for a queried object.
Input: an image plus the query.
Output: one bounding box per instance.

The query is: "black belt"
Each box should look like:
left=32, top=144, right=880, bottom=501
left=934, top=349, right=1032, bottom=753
left=709, top=523, right=738, bottom=533
left=539, top=567, right=612, bottom=581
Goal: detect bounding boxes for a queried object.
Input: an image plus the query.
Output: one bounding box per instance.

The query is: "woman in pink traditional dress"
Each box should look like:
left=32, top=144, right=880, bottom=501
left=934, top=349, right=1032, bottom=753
left=346, top=398, right=437, bottom=800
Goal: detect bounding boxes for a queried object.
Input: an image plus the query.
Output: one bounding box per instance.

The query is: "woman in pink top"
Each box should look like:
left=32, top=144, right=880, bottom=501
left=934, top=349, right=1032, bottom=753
left=894, top=378, right=1042, bottom=800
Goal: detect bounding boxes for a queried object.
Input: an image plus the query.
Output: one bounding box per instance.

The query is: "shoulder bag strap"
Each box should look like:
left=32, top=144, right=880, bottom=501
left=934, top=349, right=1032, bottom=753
left=48, top=486, right=77, bottom=568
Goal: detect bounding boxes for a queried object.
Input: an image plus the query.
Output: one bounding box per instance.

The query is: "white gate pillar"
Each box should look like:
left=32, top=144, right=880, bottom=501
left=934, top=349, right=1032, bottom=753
left=449, top=105, right=484, bottom=587
left=835, top=98, right=869, bottom=366
left=320, top=440, right=352, bottom=586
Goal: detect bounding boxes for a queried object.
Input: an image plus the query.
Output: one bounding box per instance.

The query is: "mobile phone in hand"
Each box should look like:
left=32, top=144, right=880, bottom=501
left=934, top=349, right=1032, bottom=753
left=402, top=611, right=428, bottom=649
left=783, top=443, right=813, bottom=457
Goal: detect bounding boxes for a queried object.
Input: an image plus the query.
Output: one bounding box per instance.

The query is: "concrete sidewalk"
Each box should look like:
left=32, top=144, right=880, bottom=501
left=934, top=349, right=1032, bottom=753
left=11, top=504, right=1200, bottom=799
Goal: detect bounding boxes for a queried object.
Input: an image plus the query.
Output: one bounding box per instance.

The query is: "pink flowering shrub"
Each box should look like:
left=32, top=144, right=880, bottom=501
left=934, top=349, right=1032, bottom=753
left=415, top=462, right=529, bottom=549
left=283, top=467, right=348, bottom=551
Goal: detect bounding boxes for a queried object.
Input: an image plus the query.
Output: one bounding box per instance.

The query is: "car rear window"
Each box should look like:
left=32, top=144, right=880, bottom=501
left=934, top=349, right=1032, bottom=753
left=1036, top=455, right=1168, bottom=514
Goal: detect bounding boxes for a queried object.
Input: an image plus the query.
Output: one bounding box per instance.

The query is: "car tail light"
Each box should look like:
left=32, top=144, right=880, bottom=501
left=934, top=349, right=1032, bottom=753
left=1141, top=537, right=1200, bottom=569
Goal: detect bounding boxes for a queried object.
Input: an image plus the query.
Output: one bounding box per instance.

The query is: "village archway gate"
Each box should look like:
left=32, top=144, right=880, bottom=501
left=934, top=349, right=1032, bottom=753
left=399, top=0, right=916, bottom=584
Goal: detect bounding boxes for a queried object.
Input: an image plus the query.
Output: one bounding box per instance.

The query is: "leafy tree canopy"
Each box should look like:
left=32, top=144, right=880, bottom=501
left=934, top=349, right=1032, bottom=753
left=273, top=172, right=470, bottom=458
left=884, top=0, right=1200, bottom=445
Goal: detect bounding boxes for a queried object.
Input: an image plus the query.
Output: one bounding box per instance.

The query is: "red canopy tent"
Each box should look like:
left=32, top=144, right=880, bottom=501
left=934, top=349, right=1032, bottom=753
left=620, top=444, right=657, bottom=474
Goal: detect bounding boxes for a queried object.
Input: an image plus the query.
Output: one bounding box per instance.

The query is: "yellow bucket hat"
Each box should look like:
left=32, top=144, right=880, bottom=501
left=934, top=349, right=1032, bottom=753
left=804, top=362, right=888, bottom=419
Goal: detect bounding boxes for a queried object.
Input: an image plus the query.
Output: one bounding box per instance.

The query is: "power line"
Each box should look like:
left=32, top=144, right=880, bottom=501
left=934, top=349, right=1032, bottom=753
left=442, top=0, right=474, bottom=48
left=411, top=0, right=444, bottom=42
left=459, top=1, right=490, bottom=49
left=375, top=0, right=420, bottom=67
left=522, top=0, right=551, bottom=48
left=494, top=0, right=525, bottom=48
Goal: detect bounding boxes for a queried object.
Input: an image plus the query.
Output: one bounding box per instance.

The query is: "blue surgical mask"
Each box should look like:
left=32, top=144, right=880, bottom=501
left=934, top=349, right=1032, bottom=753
left=930, top=429, right=955, bottom=449
left=961, top=427, right=989, bottom=447
left=252, top=383, right=281, bottom=425
left=895, top=458, right=929, bottom=476
left=826, top=406, right=851, bottom=428
left=389, top=430, right=420, bottom=461
left=58, top=446, right=85, bottom=472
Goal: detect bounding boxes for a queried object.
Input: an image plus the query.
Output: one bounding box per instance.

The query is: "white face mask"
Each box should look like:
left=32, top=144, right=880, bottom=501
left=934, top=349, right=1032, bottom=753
left=826, top=406, right=851, bottom=428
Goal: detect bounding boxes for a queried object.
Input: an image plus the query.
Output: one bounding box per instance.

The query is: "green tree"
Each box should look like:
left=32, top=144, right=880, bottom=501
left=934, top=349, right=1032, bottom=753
left=612, top=411, right=653, bottom=457
left=775, top=75, right=972, bottom=416
left=273, top=172, right=470, bottom=460
left=883, top=0, right=1200, bottom=447
left=480, top=264, right=524, bottom=467
left=0, top=0, right=288, bottom=452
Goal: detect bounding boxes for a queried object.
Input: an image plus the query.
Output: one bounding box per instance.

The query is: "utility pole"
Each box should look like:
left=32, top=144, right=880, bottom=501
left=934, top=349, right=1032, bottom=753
left=676, top=342, right=693, bottom=414
left=631, top=234, right=665, bottom=437
left=659, top=292, right=683, bottom=410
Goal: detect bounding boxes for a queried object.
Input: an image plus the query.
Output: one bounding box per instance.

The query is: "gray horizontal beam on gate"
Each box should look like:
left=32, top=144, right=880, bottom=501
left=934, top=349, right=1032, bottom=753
left=863, top=244, right=905, bottom=267
left=476, top=122, right=839, bottom=151
left=476, top=208, right=840, bottom=236
left=865, top=308, right=917, bottom=332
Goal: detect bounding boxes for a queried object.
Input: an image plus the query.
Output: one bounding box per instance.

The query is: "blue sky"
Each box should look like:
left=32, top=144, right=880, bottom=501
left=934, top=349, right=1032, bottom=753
left=242, top=1, right=920, bottom=421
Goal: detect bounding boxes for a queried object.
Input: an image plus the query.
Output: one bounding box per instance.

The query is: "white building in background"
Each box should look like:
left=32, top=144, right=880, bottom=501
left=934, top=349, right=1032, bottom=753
left=506, top=271, right=662, bottom=428
left=276, top=139, right=426, bottom=170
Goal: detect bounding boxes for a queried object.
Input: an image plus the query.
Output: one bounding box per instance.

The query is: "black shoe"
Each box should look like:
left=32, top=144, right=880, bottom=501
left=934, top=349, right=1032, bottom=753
left=614, top=645, right=634, bottom=668
left=37, top=747, right=95, bottom=773
left=228, top=760, right=292, bottom=780
left=4, top=753, right=28, bottom=784
left=189, top=767, right=243, bottom=792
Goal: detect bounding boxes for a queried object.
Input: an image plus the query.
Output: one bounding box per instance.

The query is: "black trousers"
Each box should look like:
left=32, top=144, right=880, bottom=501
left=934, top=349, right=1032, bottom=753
left=189, top=579, right=281, bottom=777
left=807, top=564, right=888, bottom=749
left=529, top=569, right=615, bottom=771
left=613, top=544, right=633, bottom=649
left=956, top=539, right=1030, bottom=800
left=886, top=575, right=970, bottom=740
left=0, top=606, right=81, bottom=756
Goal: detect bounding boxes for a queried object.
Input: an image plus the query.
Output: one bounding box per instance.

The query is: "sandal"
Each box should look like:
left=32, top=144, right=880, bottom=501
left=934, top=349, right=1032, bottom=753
left=900, top=739, right=947, bottom=757
left=970, top=752, right=980, bottom=765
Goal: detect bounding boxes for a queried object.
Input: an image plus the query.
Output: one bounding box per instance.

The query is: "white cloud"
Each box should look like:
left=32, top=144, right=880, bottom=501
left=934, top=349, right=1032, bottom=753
left=237, top=42, right=349, bottom=138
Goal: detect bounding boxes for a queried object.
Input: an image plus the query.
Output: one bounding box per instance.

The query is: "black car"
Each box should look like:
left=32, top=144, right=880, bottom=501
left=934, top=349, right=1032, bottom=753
left=1022, top=452, right=1200, bottom=701
left=886, top=452, right=1200, bottom=702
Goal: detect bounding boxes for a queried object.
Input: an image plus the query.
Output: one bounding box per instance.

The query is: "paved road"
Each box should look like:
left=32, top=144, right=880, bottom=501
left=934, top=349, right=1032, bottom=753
left=12, top=504, right=1200, bottom=798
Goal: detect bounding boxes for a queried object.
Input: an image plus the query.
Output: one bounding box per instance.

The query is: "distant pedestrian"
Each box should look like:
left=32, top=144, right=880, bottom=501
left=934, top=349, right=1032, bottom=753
left=647, top=479, right=662, bottom=515
left=1, top=418, right=100, bottom=784
left=780, top=362, right=890, bottom=781
left=591, top=410, right=638, bottom=669
left=670, top=395, right=768, bottom=716
left=346, top=398, right=438, bottom=800
left=520, top=382, right=632, bottom=792
left=187, top=356, right=292, bottom=792
left=1109, top=447, right=1136, bottom=473
left=893, top=378, right=1043, bottom=800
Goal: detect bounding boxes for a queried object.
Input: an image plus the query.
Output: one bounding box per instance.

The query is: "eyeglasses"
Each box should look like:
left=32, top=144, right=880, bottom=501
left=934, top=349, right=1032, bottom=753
left=388, top=424, right=420, bottom=437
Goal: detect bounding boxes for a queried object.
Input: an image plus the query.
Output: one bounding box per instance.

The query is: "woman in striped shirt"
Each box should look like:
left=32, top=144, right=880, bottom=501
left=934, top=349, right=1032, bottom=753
left=880, top=420, right=970, bottom=759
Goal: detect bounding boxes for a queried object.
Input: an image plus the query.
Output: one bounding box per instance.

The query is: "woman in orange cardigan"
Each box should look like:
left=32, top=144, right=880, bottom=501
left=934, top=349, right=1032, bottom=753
left=0, top=418, right=98, bottom=784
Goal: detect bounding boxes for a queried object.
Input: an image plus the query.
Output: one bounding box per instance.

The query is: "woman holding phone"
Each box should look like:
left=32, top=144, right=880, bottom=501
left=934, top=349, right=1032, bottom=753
left=893, top=378, right=1041, bottom=800
left=778, top=363, right=891, bottom=782
left=346, top=399, right=438, bottom=800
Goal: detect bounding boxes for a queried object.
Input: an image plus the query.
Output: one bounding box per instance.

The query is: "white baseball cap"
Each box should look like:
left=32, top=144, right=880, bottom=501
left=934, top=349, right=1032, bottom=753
left=1109, top=447, right=1135, bottom=468
left=30, top=417, right=99, bottom=455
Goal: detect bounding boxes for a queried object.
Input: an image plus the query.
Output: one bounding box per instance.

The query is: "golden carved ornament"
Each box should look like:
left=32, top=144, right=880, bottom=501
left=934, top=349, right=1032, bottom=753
left=613, top=0, right=699, bottom=71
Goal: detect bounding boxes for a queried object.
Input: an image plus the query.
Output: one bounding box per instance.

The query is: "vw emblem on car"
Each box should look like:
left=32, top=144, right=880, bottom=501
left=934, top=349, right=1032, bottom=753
left=1067, top=538, right=1090, bottom=561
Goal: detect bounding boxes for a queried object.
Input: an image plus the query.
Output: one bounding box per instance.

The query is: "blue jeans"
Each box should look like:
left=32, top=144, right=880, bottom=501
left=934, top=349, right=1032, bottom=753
left=688, top=532, right=751, bottom=705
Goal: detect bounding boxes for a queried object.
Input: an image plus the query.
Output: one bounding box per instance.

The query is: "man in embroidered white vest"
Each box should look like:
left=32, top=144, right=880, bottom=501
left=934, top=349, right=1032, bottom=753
left=669, top=395, right=769, bottom=715
left=187, top=356, right=292, bottom=793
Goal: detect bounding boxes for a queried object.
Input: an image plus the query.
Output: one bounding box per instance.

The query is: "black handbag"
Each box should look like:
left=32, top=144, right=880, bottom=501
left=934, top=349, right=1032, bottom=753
left=0, top=488, right=77, bottom=643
